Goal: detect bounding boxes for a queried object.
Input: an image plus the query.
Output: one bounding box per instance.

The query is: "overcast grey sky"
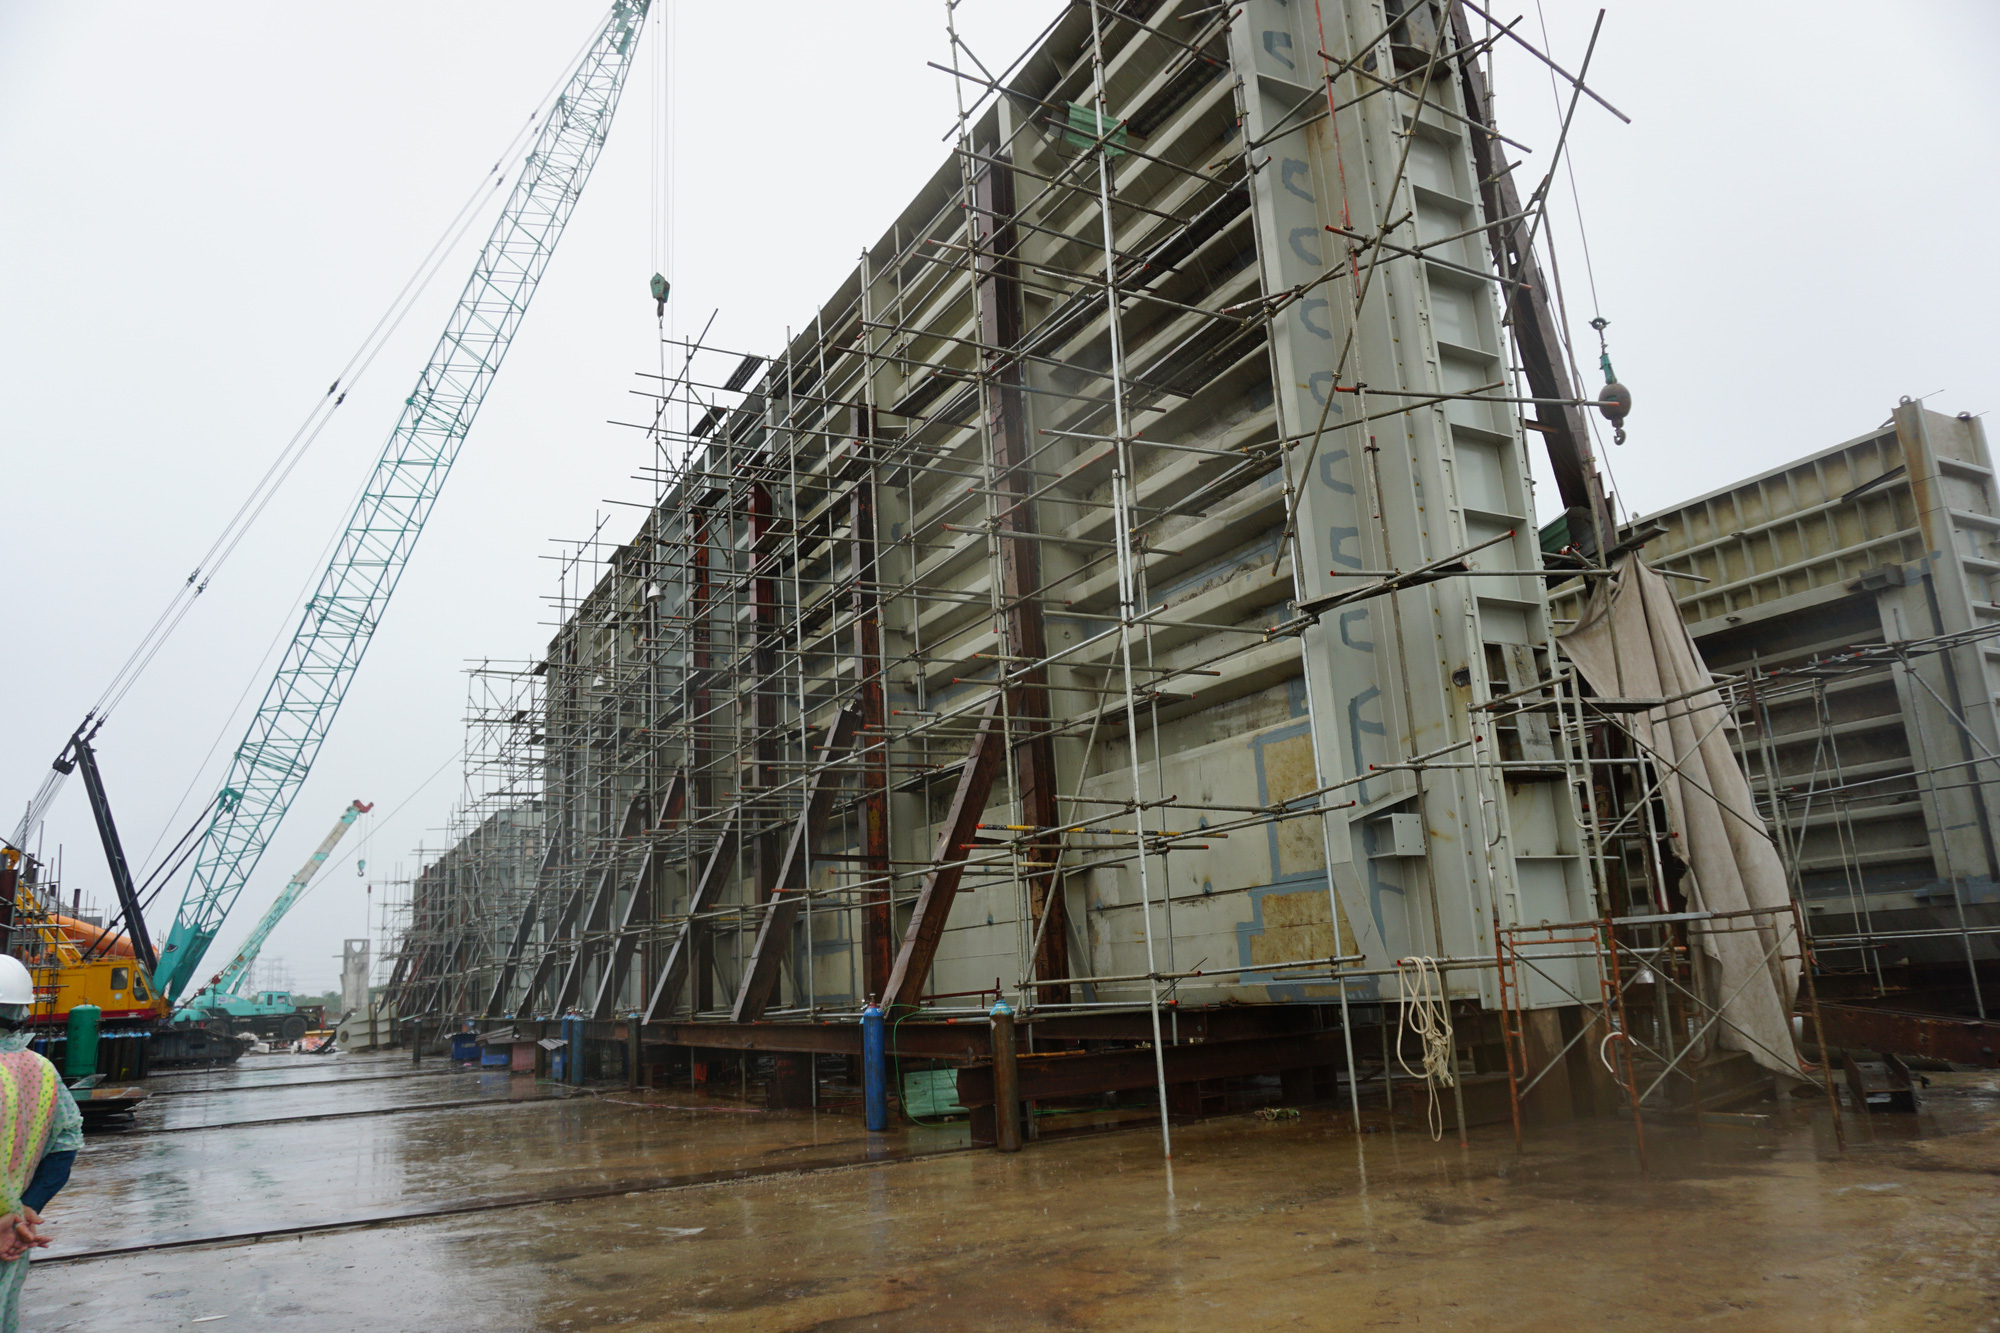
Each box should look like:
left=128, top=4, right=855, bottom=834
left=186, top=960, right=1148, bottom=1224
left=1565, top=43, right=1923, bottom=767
left=2, top=2, right=1994, bottom=993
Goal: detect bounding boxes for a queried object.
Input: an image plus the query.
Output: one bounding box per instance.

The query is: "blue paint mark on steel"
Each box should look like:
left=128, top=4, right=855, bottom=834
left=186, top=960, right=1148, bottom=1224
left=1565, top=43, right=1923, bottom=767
left=1281, top=158, right=1313, bottom=201
left=1152, top=534, right=1284, bottom=604
left=1361, top=816, right=1407, bottom=946
left=1300, top=299, right=1332, bottom=339
left=1320, top=449, right=1355, bottom=494
left=1248, top=721, right=1312, bottom=877
left=1347, top=685, right=1385, bottom=806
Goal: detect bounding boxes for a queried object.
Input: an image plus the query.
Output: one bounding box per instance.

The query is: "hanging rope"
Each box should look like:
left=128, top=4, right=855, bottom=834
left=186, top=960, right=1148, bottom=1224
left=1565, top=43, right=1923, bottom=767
left=1396, top=957, right=1457, bottom=1142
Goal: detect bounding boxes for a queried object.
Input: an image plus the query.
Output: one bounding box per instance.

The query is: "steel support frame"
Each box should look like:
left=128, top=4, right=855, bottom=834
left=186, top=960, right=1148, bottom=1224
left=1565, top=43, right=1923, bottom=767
left=732, top=705, right=866, bottom=1020
left=589, top=769, right=688, bottom=1019
left=883, top=696, right=1008, bottom=1011
left=1814, top=1001, right=2000, bottom=1069
left=532, top=794, right=646, bottom=1017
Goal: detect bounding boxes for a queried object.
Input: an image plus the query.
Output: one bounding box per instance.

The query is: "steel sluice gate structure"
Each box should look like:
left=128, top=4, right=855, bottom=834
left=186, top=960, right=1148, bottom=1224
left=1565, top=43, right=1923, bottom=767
left=388, top=1, right=1651, bottom=1130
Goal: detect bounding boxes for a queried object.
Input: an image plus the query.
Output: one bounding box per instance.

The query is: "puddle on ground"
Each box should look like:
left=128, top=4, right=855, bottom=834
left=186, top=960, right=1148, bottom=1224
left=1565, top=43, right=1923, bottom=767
left=23, top=1057, right=2000, bottom=1330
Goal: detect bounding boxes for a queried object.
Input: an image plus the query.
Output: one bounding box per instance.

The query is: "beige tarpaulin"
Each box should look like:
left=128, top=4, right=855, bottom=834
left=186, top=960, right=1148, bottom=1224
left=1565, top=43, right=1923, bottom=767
left=1558, top=556, right=1802, bottom=1078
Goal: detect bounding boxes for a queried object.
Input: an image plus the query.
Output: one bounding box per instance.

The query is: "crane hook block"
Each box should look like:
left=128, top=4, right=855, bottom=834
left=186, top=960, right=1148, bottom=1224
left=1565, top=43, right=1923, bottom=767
left=1597, top=381, right=1632, bottom=446
left=1597, top=381, right=1632, bottom=426
left=650, top=272, right=671, bottom=317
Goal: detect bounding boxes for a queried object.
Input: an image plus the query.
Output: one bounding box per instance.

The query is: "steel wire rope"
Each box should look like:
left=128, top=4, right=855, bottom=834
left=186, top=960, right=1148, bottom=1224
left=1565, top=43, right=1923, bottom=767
left=203, top=743, right=466, bottom=983
left=123, top=13, right=610, bottom=880
left=73, top=790, right=228, bottom=966
left=1503, top=4, right=1632, bottom=518
left=129, top=178, right=508, bottom=878
left=138, top=792, right=230, bottom=905
left=74, top=789, right=233, bottom=967
left=1534, top=0, right=1604, bottom=320
left=12, top=11, right=607, bottom=861
left=96, top=12, right=604, bottom=730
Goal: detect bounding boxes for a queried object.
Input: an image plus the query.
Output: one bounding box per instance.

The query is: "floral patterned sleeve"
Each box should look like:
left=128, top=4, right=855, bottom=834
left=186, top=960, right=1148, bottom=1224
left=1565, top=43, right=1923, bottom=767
left=47, top=1080, right=82, bottom=1155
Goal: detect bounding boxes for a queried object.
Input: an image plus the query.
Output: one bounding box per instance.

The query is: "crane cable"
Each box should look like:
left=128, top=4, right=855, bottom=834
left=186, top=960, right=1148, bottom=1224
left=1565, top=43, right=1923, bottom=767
left=9, top=10, right=610, bottom=865
left=199, top=744, right=464, bottom=977
left=76, top=789, right=230, bottom=965
left=125, top=160, right=522, bottom=879
left=96, top=93, right=554, bottom=726
left=112, top=13, right=611, bottom=883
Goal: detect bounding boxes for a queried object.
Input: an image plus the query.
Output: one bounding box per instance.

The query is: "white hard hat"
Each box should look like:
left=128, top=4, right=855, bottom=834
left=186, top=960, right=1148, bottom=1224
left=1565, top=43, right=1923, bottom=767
left=0, top=956, right=35, bottom=1006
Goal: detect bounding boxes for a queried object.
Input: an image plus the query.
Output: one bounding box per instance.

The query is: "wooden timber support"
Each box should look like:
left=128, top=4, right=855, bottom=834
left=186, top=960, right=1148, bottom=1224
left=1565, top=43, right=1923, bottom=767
left=543, top=793, right=648, bottom=1016
left=1447, top=0, right=1612, bottom=549
left=641, top=808, right=741, bottom=1022
left=971, top=145, right=1068, bottom=1000
left=882, top=695, right=1008, bottom=1012
left=588, top=769, right=688, bottom=1019
left=731, top=704, right=865, bottom=1021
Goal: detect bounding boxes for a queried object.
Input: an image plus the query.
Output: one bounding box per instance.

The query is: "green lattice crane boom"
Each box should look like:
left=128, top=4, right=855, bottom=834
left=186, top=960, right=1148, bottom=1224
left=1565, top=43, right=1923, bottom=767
left=173, top=798, right=372, bottom=1020
left=152, top=0, right=651, bottom=1002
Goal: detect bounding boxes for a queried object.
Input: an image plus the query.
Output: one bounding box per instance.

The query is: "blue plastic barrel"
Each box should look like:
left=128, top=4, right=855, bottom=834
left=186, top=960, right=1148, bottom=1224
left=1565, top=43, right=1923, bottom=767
left=562, top=1016, right=585, bottom=1086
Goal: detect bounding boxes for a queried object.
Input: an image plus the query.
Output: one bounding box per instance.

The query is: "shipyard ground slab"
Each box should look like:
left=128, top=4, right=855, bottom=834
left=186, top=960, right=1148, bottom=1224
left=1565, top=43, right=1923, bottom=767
left=20, top=1054, right=2000, bottom=1330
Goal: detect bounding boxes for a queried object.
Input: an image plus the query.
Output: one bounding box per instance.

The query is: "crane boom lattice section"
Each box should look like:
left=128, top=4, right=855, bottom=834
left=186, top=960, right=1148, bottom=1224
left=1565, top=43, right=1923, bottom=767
left=152, top=0, right=650, bottom=1002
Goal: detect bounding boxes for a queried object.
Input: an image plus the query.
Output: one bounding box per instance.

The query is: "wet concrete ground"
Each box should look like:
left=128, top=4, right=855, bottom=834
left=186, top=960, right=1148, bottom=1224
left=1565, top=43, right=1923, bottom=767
left=22, top=1052, right=2000, bottom=1330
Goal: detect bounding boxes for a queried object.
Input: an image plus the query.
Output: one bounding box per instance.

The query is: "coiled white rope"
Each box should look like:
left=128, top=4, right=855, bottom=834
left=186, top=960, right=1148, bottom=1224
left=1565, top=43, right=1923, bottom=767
left=1396, top=957, right=1457, bottom=1142
left=1599, top=1029, right=1627, bottom=1076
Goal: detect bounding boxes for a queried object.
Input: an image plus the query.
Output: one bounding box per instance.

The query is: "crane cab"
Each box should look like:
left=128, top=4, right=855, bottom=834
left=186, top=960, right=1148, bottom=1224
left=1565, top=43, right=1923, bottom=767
left=38, top=955, right=166, bottom=1026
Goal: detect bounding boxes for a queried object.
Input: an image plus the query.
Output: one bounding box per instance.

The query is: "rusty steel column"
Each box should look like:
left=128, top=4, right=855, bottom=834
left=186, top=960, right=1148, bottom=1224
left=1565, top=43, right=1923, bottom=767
left=850, top=459, right=893, bottom=1002
left=748, top=480, right=781, bottom=906
left=767, top=1053, right=813, bottom=1109
left=971, top=145, right=1067, bottom=1000
left=689, top=504, right=716, bottom=1012
left=990, top=1001, right=1022, bottom=1152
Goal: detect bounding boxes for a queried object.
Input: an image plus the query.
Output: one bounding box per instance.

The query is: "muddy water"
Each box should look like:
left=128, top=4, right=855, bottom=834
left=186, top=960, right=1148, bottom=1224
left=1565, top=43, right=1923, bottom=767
left=24, top=1058, right=2000, bottom=1331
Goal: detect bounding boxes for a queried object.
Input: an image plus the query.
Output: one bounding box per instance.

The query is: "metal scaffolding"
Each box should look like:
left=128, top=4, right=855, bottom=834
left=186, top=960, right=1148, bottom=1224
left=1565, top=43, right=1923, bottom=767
left=377, top=1, right=1957, bottom=1153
